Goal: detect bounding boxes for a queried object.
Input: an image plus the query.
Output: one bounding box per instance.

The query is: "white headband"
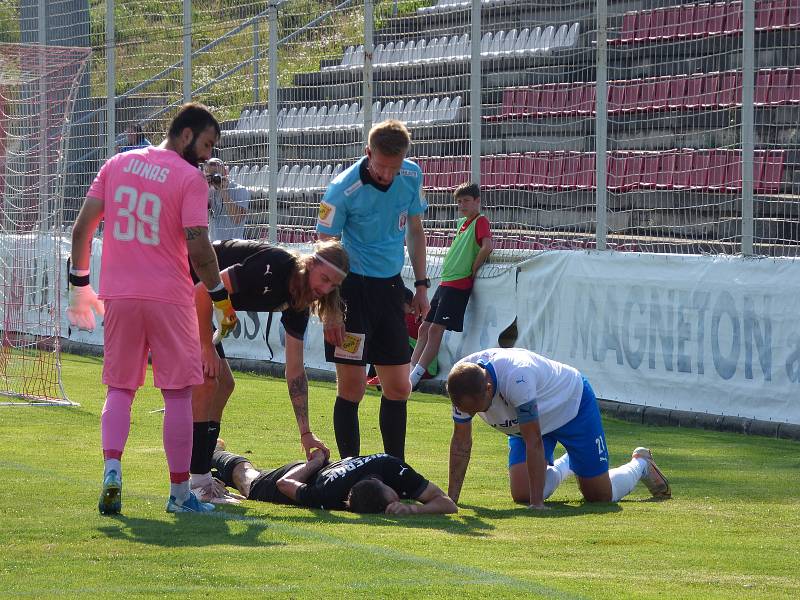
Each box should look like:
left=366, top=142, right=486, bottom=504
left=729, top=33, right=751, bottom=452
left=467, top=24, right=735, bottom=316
left=313, top=253, right=348, bottom=278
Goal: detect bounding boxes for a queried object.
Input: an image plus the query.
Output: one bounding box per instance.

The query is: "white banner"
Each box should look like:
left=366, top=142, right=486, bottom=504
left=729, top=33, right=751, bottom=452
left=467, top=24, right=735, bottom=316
left=516, top=251, right=800, bottom=424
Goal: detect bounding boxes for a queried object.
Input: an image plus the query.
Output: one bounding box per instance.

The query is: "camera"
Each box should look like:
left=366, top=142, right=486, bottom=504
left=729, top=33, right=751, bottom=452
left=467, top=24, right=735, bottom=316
left=209, top=173, right=223, bottom=186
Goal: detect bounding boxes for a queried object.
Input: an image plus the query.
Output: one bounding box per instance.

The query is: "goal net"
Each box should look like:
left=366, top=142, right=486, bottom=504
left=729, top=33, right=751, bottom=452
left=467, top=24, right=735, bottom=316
left=0, top=43, right=90, bottom=406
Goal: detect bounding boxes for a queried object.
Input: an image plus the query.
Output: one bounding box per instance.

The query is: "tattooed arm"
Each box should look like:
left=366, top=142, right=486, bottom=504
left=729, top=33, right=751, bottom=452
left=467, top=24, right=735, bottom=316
left=285, top=333, right=330, bottom=459
left=185, top=226, right=223, bottom=290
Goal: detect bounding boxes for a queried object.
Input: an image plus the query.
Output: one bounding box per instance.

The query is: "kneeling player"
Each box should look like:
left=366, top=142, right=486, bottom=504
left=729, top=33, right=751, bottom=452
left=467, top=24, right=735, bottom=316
left=211, top=443, right=457, bottom=515
left=446, top=348, right=671, bottom=509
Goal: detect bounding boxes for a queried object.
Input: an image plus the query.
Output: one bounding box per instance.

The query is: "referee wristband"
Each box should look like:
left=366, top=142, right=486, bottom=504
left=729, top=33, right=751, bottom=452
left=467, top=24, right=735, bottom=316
left=68, top=272, right=90, bottom=287
left=207, top=281, right=229, bottom=302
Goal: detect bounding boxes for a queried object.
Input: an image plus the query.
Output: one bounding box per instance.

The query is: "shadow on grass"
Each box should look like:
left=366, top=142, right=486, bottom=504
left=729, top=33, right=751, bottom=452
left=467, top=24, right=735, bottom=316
left=255, top=505, right=497, bottom=537
left=459, top=501, right=623, bottom=519
left=96, top=510, right=278, bottom=548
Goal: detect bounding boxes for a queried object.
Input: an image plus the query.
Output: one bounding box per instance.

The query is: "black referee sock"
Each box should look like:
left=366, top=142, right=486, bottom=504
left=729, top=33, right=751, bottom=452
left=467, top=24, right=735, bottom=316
left=333, top=396, right=360, bottom=458
left=379, top=396, right=407, bottom=461
left=190, top=421, right=213, bottom=475
left=207, top=421, right=221, bottom=468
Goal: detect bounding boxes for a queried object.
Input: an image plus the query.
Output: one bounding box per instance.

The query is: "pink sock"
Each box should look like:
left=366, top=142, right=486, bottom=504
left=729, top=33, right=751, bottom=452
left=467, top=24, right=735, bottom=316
left=101, top=387, right=135, bottom=460
left=162, top=387, right=193, bottom=483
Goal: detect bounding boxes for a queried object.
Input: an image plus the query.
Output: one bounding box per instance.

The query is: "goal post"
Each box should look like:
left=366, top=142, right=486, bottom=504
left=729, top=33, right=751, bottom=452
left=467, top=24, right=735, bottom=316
left=0, top=43, right=91, bottom=406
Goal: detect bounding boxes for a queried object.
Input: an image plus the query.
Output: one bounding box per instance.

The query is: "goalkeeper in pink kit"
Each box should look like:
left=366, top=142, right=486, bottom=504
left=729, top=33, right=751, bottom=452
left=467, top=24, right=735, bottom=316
left=68, top=103, right=238, bottom=515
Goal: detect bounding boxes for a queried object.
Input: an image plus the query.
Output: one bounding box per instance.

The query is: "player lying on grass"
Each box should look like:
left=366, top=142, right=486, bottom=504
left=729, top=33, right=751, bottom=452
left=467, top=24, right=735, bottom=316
left=446, top=348, right=671, bottom=510
left=188, top=239, right=349, bottom=504
left=211, top=441, right=457, bottom=515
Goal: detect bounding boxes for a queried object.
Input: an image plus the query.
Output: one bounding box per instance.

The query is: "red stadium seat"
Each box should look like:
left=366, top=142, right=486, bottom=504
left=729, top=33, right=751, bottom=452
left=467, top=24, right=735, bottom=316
left=706, top=150, right=731, bottom=191
left=564, top=84, right=584, bottom=116
left=790, top=69, right=800, bottom=103
left=619, top=12, right=638, bottom=43
left=667, top=76, right=688, bottom=109
left=769, top=69, right=790, bottom=104
left=505, top=154, right=522, bottom=188
left=577, top=84, right=596, bottom=115
left=635, top=11, right=653, bottom=42
left=652, top=78, right=670, bottom=110
left=621, top=82, right=641, bottom=112
left=552, top=86, right=569, bottom=116
left=608, top=82, right=625, bottom=113
left=692, top=3, right=711, bottom=38
left=639, top=79, right=657, bottom=110
left=548, top=152, right=567, bottom=189
left=700, top=73, right=720, bottom=107
left=531, top=153, right=549, bottom=188
left=577, top=153, right=596, bottom=189
left=607, top=153, right=626, bottom=191
left=755, top=69, right=772, bottom=105
left=677, top=4, right=696, bottom=38
left=560, top=153, right=582, bottom=189
left=538, top=86, right=556, bottom=116
left=789, top=0, right=800, bottom=27
left=662, top=5, right=682, bottom=39
left=672, top=150, right=695, bottom=189
left=480, top=156, right=499, bottom=189
left=640, top=153, right=660, bottom=189
left=623, top=154, right=644, bottom=190
left=649, top=7, right=668, bottom=39
left=755, top=150, right=786, bottom=193
left=525, top=88, right=541, bottom=116
left=724, top=151, right=742, bottom=191
left=656, top=151, right=676, bottom=188
left=685, top=76, right=704, bottom=109
left=519, top=153, right=535, bottom=187
left=717, top=72, right=740, bottom=106
left=688, top=151, right=711, bottom=190
left=706, top=3, right=727, bottom=36
left=724, top=2, right=743, bottom=34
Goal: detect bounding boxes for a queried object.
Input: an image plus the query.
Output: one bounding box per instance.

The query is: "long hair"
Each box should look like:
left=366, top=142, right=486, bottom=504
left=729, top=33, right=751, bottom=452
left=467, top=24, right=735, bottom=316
left=288, top=239, right=349, bottom=324
left=345, top=477, right=390, bottom=514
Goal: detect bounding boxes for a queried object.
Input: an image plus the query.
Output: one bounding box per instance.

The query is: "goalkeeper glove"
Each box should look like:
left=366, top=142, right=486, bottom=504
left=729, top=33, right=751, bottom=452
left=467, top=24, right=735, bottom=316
left=208, top=281, right=238, bottom=344
left=66, top=271, right=104, bottom=332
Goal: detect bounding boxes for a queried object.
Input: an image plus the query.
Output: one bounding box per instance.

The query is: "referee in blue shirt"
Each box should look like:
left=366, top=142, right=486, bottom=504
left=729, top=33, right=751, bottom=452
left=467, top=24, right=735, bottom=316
left=316, top=120, right=430, bottom=461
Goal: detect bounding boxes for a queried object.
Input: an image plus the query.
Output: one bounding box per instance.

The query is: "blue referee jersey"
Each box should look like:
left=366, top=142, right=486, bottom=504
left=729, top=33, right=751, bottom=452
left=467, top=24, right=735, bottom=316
left=316, top=156, right=427, bottom=277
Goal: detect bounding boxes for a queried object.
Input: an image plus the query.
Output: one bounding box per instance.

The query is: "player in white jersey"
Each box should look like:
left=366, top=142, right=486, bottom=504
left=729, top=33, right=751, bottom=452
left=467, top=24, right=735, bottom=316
left=446, top=348, right=671, bottom=510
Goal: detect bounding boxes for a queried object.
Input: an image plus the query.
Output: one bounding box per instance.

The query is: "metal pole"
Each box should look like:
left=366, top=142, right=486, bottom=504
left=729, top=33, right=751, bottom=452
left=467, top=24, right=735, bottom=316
left=253, top=17, right=260, bottom=104
left=741, top=0, right=755, bottom=256
left=470, top=0, right=481, bottom=184
left=106, top=0, right=116, bottom=158
left=363, top=0, right=374, bottom=140
left=595, top=0, right=608, bottom=251
left=38, top=0, right=49, bottom=227
left=268, top=2, right=279, bottom=244
left=183, top=0, right=192, bottom=103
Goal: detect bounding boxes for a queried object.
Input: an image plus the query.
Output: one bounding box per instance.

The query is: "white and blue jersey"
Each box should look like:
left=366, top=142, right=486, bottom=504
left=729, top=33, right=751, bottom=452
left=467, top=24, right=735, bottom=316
left=452, top=348, right=584, bottom=437
left=316, top=156, right=427, bottom=277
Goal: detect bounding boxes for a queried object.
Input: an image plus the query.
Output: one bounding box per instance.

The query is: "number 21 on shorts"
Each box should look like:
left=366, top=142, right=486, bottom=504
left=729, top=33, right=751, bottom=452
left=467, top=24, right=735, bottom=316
left=113, top=185, right=161, bottom=245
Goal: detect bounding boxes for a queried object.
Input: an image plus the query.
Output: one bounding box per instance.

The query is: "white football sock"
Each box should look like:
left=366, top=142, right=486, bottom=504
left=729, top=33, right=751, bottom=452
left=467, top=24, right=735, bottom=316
left=190, top=472, right=213, bottom=489
left=543, top=452, right=572, bottom=499
left=609, top=458, right=647, bottom=502
left=104, top=459, right=122, bottom=479
left=170, top=481, right=191, bottom=503
left=409, top=364, right=426, bottom=386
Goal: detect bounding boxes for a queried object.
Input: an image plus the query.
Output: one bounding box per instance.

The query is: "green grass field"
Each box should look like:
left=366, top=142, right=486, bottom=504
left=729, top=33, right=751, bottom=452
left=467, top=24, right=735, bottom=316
left=2, top=353, right=799, bottom=599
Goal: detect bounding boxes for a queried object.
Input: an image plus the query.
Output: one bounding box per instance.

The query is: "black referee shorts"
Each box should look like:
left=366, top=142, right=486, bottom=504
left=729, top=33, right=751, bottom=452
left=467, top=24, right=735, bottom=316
left=324, top=273, right=411, bottom=366
left=424, top=285, right=472, bottom=332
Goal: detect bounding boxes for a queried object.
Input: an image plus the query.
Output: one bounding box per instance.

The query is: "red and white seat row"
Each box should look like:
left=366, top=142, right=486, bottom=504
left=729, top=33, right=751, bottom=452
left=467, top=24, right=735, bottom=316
left=415, top=150, right=786, bottom=193
left=611, top=0, right=800, bottom=45
left=487, top=68, right=800, bottom=120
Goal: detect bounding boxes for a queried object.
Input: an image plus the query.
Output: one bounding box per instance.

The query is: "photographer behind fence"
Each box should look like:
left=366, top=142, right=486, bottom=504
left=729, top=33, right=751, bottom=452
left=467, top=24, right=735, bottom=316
left=204, top=158, right=250, bottom=241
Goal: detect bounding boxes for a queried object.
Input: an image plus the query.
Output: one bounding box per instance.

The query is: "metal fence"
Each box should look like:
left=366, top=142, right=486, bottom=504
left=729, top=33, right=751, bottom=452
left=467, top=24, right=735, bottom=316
left=2, top=0, right=798, bottom=261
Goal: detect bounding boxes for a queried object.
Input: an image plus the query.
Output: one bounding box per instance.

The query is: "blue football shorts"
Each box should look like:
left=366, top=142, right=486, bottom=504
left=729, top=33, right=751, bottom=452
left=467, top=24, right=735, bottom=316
left=507, top=377, right=609, bottom=478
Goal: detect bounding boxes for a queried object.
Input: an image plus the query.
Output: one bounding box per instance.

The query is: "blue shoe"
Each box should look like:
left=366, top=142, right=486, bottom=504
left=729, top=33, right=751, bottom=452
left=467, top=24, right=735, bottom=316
left=166, top=491, right=215, bottom=513
left=98, top=470, right=122, bottom=515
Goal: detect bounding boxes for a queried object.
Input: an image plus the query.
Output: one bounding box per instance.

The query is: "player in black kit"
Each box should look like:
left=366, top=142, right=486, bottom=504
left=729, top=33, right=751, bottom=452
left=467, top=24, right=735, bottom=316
left=211, top=442, right=457, bottom=515
left=188, top=239, right=349, bottom=504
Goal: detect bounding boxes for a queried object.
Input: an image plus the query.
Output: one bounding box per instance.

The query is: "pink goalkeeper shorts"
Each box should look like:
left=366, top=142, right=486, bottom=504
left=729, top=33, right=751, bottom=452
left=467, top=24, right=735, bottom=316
left=102, top=298, right=203, bottom=390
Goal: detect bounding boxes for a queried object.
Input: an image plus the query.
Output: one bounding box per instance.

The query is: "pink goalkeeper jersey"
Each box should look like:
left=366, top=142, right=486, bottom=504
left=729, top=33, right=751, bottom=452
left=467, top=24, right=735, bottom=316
left=87, top=146, right=209, bottom=306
